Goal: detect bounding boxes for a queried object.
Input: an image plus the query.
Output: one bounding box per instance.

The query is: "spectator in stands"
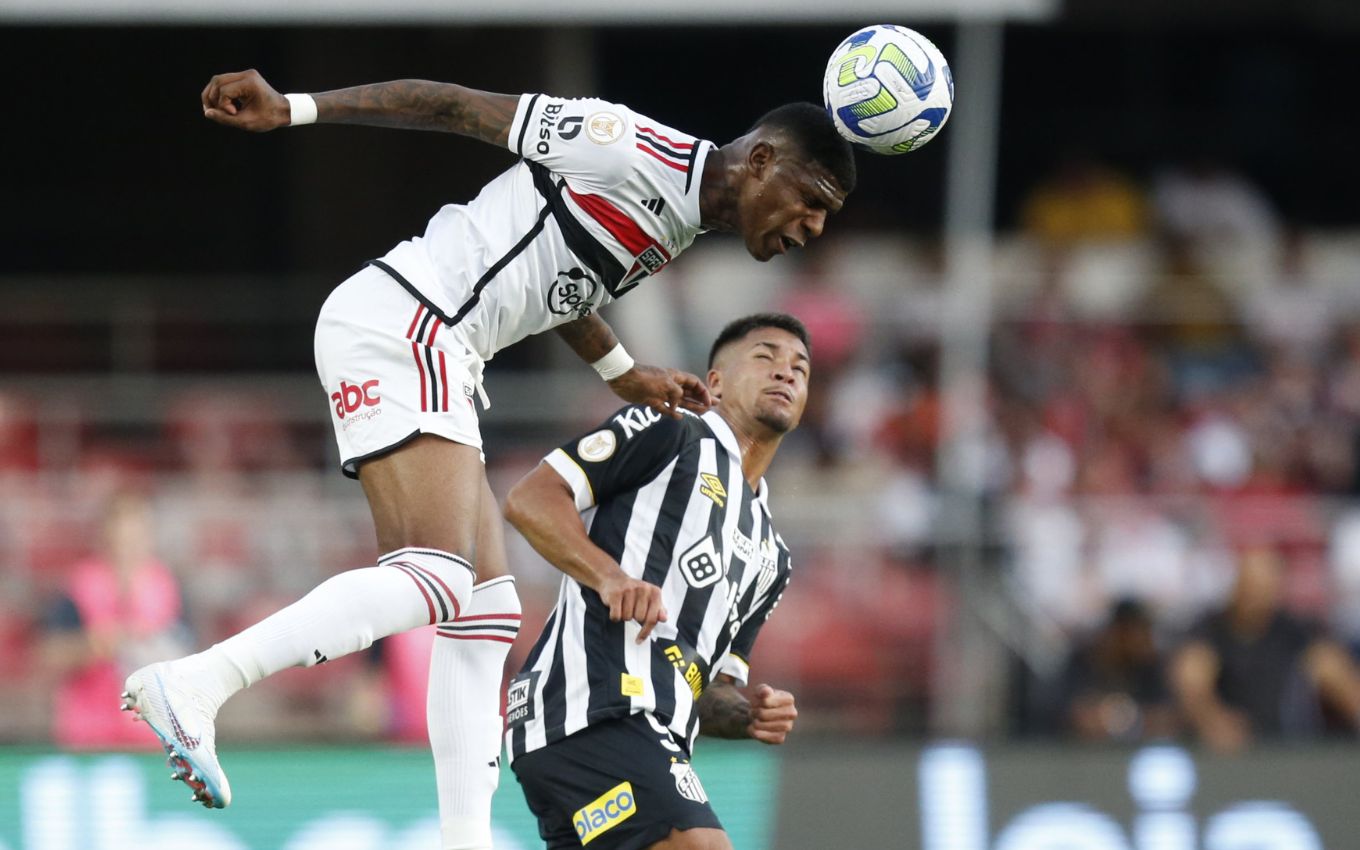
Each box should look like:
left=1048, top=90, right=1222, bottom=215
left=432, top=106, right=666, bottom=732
left=1245, top=229, right=1333, bottom=361
left=1139, top=236, right=1252, bottom=399
left=1058, top=599, right=1177, bottom=742
left=1151, top=157, right=1280, bottom=249
left=38, top=491, right=192, bottom=749
left=1019, top=151, right=1149, bottom=248
left=778, top=253, right=866, bottom=463
left=1171, top=545, right=1360, bottom=752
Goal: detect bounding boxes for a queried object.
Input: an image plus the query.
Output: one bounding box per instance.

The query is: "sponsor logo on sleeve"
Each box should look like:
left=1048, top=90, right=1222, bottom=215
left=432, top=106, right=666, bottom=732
left=586, top=111, right=624, bottom=144
left=612, top=406, right=662, bottom=440
left=577, top=430, right=617, bottom=463
left=505, top=671, right=538, bottom=727
left=574, top=781, right=637, bottom=845
left=558, top=115, right=584, bottom=140
left=669, top=762, right=710, bottom=804
left=535, top=102, right=565, bottom=155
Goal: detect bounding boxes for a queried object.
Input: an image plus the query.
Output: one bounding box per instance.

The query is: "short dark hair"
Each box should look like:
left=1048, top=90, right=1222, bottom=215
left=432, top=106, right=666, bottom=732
left=708, top=313, right=812, bottom=368
left=749, top=102, right=857, bottom=195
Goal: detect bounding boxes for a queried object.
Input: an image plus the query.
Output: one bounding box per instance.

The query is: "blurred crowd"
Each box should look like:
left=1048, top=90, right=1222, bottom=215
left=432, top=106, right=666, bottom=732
left=5, top=152, right=1360, bottom=750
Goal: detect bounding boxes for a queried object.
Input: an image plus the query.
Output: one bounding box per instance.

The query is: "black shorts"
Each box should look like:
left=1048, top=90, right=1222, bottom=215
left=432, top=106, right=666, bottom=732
left=511, top=712, right=723, bottom=849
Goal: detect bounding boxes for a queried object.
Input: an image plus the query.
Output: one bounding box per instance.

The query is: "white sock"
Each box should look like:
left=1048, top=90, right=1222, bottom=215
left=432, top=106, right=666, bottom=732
left=187, top=548, right=474, bottom=711
left=429, top=576, right=521, bottom=850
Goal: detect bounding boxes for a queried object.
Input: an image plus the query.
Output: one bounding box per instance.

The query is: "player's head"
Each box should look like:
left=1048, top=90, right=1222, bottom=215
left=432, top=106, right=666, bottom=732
left=707, top=313, right=811, bottom=435
left=723, top=103, right=855, bottom=262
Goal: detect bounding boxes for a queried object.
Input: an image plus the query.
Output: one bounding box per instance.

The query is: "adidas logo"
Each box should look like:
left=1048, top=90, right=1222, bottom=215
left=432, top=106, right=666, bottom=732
left=639, top=197, right=666, bottom=215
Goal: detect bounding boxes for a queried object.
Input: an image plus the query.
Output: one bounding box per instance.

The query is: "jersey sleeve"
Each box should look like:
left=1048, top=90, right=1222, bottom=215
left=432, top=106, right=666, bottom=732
left=543, top=406, right=689, bottom=513
left=506, top=93, right=637, bottom=191
left=714, top=562, right=792, bottom=686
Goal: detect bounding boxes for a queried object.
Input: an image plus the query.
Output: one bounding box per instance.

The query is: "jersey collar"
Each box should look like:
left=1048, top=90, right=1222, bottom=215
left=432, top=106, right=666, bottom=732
left=700, top=409, right=771, bottom=507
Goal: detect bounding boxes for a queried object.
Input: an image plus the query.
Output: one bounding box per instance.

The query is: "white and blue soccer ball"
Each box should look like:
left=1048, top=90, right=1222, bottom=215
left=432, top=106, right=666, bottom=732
left=823, top=24, right=954, bottom=155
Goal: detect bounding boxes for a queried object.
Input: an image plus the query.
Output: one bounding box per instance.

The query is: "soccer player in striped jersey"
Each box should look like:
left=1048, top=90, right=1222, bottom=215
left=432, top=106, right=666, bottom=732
left=122, top=70, right=851, bottom=848
left=500, top=314, right=808, bottom=850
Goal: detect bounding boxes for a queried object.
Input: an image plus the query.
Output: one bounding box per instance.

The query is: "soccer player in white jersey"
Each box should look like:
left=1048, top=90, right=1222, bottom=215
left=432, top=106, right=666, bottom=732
left=120, top=69, right=852, bottom=848
left=502, top=314, right=808, bottom=850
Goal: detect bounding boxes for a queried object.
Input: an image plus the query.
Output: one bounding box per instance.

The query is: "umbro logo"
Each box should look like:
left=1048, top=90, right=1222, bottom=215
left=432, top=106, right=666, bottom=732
left=639, top=197, right=666, bottom=215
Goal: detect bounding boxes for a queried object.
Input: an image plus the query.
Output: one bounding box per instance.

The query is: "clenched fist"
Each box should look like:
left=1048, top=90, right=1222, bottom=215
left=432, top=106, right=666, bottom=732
left=201, top=69, right=291, bottom=132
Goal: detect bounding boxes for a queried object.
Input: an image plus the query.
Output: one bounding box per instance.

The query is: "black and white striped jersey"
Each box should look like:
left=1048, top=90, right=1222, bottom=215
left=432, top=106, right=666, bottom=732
left=371, top=93, right=714, bottom=365
left=506, top=407, right=792, bottom=760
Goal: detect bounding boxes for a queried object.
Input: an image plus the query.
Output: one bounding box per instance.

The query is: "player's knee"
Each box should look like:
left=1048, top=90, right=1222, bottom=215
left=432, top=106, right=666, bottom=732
left=377, top=528, right=475, bottom=563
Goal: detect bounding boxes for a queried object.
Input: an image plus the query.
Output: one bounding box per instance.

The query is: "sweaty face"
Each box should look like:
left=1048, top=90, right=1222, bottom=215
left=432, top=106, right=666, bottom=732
left=738, top=147, right=846, bottom=262
left=710, top=327, right=811, bottom=434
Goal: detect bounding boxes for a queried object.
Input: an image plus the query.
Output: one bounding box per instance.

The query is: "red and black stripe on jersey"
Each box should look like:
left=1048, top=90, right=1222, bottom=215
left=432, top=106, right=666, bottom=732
left=634, top=125, right=693, bottom=173
left=636, top=125, right=704, bottom=193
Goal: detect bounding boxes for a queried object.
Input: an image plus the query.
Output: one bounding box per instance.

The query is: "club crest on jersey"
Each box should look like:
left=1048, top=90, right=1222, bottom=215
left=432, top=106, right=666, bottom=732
left=761, top=537, right=779, bottom=572
left=637, top=245, right=668, bottom=274
left=587, top=111, right=624, bottom=145
left=548, top=267, right=599, bottom=318
left=755, top=551, right=779, bottom=601
left=670, top=762, right=709, bottom=804
left=699, top=473, right=726, bottom=508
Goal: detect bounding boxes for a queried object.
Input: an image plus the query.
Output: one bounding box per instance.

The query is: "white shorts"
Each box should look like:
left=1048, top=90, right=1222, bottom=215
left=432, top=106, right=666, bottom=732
left=315, top=265, right=484, bottom=479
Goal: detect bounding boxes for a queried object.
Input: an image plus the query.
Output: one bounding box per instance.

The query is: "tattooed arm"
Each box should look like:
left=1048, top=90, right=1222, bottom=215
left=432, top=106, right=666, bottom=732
left=697, top=675, right=797, bottom=744
left=201, top=69, right=519, bottom=144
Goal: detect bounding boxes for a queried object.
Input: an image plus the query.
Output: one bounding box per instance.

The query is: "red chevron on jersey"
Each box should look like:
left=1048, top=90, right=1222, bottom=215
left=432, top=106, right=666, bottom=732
left=566, top=187, right=673, bottom=273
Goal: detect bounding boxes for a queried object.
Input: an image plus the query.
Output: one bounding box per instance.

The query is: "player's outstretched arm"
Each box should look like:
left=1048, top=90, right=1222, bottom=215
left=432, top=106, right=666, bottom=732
left=202, top=69, right=519, bottom=144
left=555, top=314, right=711, bottom=418
left=697, top=676, right=797, bottom=744
left=505, top=463, right=667, bottom=642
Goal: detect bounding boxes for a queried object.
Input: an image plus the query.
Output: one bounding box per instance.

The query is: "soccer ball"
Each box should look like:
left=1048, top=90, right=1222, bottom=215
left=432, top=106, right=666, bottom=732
left=823, top=25, right=954, bottom=155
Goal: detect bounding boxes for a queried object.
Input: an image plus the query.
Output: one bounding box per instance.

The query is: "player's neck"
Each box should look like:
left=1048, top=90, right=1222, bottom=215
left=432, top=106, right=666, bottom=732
left=714, top=408, right=781, bottom=487
left=697, top=146, right=740, bottom=233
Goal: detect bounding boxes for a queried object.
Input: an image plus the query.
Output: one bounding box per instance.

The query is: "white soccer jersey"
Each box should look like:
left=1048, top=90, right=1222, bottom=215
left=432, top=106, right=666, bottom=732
left=371, top=93, right=714, bottom=364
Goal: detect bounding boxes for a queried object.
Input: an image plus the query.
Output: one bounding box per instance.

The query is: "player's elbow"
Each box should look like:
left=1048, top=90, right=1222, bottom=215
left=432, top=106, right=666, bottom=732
left=503, top=480, right=535, bottom=533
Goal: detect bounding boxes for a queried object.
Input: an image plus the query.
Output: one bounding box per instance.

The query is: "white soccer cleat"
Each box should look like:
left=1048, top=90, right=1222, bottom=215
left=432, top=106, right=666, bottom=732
left=121, top=661, right=232, bottom=809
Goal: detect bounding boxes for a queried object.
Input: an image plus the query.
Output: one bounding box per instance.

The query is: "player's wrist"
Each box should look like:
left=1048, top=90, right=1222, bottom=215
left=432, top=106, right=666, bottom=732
left=592, top=343, right=635, bottom=382
left=285, top=93, right=318, bottom=126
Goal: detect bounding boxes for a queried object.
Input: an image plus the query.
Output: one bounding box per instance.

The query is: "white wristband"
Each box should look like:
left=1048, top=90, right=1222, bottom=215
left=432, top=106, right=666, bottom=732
left=284, top=93, right=317, bottom=126
left=591, top=344, right=635, bottom=382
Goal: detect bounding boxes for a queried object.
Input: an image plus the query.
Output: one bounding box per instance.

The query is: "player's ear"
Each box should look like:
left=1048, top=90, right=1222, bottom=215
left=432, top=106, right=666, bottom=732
left=747, top=141, right=774, bottom=179
left=707, top=368, right=724, bottom=401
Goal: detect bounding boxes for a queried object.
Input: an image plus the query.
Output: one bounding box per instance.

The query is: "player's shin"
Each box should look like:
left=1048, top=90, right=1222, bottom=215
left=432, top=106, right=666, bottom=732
left=429, top=576, right=522, bottom=850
